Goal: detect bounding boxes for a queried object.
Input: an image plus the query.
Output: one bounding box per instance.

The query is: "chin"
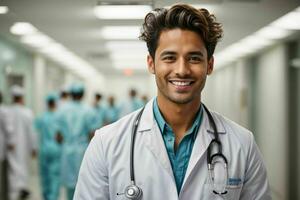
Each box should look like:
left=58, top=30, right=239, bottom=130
left=168, top=95, right=195, bottom=105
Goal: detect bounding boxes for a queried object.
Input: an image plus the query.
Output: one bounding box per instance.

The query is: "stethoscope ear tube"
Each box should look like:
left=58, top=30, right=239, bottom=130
left=130, top=107, right=145, bottom=183
left=127, top=107, right=145, bottom=200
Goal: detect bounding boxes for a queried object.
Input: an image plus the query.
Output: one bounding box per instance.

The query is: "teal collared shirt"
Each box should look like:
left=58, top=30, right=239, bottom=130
left=153, top=98, right=203, bottom=194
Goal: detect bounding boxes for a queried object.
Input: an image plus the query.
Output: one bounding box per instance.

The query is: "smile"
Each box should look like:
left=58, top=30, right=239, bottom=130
left=169, top=80, right=194, bottom=86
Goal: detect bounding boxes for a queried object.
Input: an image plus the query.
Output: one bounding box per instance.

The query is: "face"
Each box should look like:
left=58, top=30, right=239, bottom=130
left=147, top=28, right=214, bottom=105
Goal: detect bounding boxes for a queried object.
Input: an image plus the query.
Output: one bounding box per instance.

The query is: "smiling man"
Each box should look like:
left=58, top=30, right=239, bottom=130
left=74, top=4, right=271, bottom=200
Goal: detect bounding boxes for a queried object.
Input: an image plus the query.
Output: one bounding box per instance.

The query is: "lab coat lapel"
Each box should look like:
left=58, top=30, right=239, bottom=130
left=144, top=125, right=174, bottom=178
left=183, top=111, right=213, bottom=185
left=182, top=110, right=227, bottom=187
left=137, top=99, right=174, bottom=180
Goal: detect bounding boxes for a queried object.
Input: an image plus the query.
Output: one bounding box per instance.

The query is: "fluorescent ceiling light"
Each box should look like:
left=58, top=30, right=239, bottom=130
left=40, top=43, right=66, bottom=55
left=255, top=26, right=291, bottom=40
left=272, top=10, right=300, bottom=30
left=240, top=36, right=273, bottom=51
left=21, top=33, right=53, bottom=48
left=101, top=26, right=140, bottom=39
left=94, top=5, right=151, bottom=19
left=214, top=6, right=300, bottom=70
left=0, top=6, right=9, bottom=14
left=10, top=22, right=37, bottom=35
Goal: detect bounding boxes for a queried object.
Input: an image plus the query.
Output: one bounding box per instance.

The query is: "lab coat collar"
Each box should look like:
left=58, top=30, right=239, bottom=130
left=204, top=108, right=227, bottom=135
left=136, top=98, right=156, bottom=133
left=137, top=99, right=227, bottom=135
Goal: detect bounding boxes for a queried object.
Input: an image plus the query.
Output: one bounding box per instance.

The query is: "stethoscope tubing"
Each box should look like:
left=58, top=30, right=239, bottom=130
left=128, top=103, right=228, bottom=198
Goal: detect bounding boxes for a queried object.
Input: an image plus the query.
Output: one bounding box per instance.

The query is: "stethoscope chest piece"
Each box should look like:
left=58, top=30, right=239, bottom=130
left=125, top=184, right=143, bottom=200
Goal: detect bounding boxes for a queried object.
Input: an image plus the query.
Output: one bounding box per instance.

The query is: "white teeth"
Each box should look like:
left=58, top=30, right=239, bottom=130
left=171, top=81, right=191, bottom=86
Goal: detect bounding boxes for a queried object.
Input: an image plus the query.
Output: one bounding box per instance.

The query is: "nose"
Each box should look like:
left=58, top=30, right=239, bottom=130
left=175, top=57, right=191, bottom=77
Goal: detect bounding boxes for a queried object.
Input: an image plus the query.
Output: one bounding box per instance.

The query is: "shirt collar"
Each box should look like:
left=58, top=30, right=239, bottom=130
left=153, top=98, right=203, bottom=140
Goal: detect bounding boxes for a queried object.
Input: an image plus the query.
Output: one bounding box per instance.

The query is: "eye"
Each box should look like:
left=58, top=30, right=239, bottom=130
left=188, top=55, right=202, bottom=63
left=162, top=55, right=176, bottom=62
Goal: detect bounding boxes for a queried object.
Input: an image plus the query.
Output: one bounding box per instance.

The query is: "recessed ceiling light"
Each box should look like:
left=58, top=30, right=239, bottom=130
left=10, top=22, right=37, bottom=35
left=94, top=5, right=151, bottom=19
left=0, top=6, right=9, bottom=14
left=255, top=26, right=291, bottom=40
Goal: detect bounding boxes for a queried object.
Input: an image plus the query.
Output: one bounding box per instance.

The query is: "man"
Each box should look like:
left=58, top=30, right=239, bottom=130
left=56, top=83, right=96, bottom=200
left=6, top=85, right=37, bottom=200
left=35, top=93, right=62, bottom=200
left=74, top=4, right=271, bottom=200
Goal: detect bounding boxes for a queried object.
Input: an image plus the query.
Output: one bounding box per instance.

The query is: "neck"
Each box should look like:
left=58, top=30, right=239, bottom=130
left=157, top=96, right=201, bottom=142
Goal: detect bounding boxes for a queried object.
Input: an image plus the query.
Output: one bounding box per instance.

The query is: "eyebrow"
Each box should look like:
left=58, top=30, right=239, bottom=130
left=160, top=50, right=205, bottom=58
left=188, top=51, right=204, bottom=57
left=160, top=51, right=177, bottom=58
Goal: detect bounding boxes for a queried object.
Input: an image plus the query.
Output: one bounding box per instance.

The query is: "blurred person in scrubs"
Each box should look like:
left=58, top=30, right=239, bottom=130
left=6, top=85, right=37, bottom=200
left=56, top=83, right=96, bottom=200
left=58, top=86, right=70, bottom=109
left=0, top=91, right=9, bottom=200
left=104, top=95, right=120, bottom=125
left=119, top=88, right=143, bottom=117
left=35, top=93, right=62, bottom=200
left=92, top=93, right=106, bottom=129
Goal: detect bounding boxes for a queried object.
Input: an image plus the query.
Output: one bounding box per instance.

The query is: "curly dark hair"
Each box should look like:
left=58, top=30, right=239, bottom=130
left=139, top=3, right=223, bottom=59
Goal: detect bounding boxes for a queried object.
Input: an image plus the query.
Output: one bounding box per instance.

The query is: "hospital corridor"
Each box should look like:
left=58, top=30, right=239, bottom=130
left=0, top=0, right=300, bottom=200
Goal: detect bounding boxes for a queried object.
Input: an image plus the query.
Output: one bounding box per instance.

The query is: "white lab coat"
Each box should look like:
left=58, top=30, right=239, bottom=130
left=0, top=105, right=9, bottom=161
left=74, top=100, right=271, bottom=200
left=6, top=104, right=37, bottom=200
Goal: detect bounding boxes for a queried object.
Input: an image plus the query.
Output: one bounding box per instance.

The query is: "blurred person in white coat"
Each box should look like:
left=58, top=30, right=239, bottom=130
left=74, top=4, right=271, bottom=200
left=0, top=91, right=10, bottom=199
left=6, top=85, right=37, bottom=200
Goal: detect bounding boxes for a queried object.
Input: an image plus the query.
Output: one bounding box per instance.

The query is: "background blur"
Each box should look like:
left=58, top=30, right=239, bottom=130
left=0, top=0, right=300, bottom=200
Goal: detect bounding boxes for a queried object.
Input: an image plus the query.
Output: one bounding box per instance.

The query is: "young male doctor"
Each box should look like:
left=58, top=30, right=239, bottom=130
left=74, top=3, right=271, bottom=200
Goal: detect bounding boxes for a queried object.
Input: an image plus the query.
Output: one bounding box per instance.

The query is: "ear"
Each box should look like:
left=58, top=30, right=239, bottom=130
left=207, top=56, right=214, bottom=75
left=147, top=55, right=155, bottom=74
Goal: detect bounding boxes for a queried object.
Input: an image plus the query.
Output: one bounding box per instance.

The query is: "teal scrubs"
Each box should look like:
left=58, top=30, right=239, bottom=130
left=35, top=111, right=62, bottom=200
left=56, top=101, right=96, bottom=200
left=131, top=97, right=144, bottom=111
left=93, top=104, right=106, bottom=129
left=104, top=105, right=120, bottom=124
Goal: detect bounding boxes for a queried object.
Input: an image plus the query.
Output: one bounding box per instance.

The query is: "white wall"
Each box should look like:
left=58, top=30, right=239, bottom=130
left=203, top=60, right=250, bottom=128
left=252, top=44, right=288, bottom=200
left=33, top=55, right=46, bottom=114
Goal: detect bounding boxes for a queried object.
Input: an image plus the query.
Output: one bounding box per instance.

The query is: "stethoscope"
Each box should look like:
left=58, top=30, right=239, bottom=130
left=119, top=103, right=228, bottom=199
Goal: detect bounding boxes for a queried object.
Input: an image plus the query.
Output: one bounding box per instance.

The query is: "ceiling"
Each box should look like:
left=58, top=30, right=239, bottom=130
left=0, top=0, right=299, bottom=76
